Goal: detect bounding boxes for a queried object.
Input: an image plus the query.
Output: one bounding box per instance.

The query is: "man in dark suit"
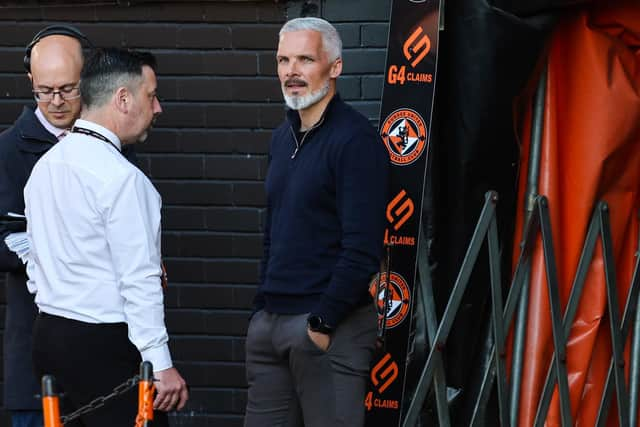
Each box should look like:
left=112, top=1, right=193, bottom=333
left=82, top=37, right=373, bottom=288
left=0, top=26, right=92, bottom=427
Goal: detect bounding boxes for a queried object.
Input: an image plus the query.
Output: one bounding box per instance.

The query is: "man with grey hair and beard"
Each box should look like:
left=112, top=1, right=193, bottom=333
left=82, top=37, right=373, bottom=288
left=25, top=48, right=188, bottom=426
left=244, top=17, right=389, bottom=427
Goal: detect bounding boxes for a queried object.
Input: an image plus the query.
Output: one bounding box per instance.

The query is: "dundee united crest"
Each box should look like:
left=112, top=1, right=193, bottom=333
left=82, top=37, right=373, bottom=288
left=380, top=108, right=427, bottom=166
left=369, top=272, right=411, bottom=329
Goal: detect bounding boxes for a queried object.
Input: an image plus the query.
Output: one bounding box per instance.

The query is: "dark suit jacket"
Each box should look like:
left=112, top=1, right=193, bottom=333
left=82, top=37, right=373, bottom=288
left=0, top=106, right=137, bottom=410
left=0, top=106, right=56, bottom=410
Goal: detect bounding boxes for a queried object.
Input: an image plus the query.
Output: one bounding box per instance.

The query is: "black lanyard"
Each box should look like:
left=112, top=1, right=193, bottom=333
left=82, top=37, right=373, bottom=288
left=71, top=126, right=120, bottom=152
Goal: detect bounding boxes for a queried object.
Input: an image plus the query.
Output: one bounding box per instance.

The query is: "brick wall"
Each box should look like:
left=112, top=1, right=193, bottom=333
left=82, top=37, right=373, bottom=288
left=0, top=1, right=389, bottom=425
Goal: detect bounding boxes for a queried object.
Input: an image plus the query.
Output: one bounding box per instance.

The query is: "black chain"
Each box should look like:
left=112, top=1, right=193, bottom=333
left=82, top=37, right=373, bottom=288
left=60, top=375, right=140, bottom=425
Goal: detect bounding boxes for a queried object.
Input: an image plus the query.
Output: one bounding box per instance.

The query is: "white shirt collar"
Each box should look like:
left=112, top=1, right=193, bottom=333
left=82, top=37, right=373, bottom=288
left=73, top=119, right=122, bottom=151
left=34, top=107, right=67, bottom=139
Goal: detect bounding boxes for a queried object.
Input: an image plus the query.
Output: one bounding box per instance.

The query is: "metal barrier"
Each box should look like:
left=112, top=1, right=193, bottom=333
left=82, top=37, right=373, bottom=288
left=41, top=375, right=62, bottom=427
left=135, top=361, right=155, bottom=427
left=402, top=192, right=640, bottom=426
left=42, top=361, right=156, bottom=426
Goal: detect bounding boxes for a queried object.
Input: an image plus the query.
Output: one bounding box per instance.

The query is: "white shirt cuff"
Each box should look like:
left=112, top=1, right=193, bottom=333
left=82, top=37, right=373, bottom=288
left=141, top=344, right=173, bottom=372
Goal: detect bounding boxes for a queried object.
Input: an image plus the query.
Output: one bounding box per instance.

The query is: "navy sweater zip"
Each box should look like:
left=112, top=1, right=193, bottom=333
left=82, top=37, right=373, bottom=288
left=289, top=116, right=325, bottom=159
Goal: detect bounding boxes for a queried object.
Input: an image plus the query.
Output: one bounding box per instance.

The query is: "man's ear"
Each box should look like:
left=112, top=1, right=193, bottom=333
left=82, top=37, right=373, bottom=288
left=114, top=87, right=129, bottom=113
left=330, top=57, right=342, bottom=79
left=28, top=73, right=33, bottom=85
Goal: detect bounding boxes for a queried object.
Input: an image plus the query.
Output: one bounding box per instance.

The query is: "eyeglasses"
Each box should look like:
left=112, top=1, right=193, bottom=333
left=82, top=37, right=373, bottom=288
left=32, top=84, right=81, bottom=102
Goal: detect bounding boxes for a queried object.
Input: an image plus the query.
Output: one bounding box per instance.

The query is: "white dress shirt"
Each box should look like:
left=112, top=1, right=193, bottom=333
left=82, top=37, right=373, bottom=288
left=24, top=119, right=172, bottom=371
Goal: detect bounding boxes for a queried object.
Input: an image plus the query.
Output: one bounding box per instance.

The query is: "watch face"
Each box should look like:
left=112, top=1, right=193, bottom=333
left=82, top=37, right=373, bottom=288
left=308, top=315, right=332, bottom=333
left=308, top=315, right=322, bottom=329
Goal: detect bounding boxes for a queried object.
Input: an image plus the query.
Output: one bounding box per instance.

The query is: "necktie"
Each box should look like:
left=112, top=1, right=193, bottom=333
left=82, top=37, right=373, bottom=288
left=57, top=130, right=68, bottom=141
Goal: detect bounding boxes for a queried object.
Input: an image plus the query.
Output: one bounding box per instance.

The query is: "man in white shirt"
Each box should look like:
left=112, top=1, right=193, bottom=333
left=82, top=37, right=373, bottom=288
left=24, top=48, right=188, bottom=427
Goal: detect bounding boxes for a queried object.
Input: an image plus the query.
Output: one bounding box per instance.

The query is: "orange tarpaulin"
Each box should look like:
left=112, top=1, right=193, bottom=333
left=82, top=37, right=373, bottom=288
left=512, top=1, right=640, bottom=425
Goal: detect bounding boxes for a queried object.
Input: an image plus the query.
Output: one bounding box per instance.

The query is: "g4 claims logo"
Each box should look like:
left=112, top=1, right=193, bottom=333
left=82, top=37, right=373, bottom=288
left=387, top=65, right=433, bottom=85
left=403, top=26, right=431, bottom=68
left=384, top=189, right=416, bottom=246
left=371, top=353, right=399, bottom=393
left=387, top=189, right=414, bottom=231
left=364, top=353, right=400, bottom=411
left=387, top=26, right=434, bottom=86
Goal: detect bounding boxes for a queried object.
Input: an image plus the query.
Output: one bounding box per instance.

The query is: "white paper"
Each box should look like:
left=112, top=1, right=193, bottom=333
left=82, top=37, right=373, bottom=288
left=4, top=232, right=30, bottom=264
left=6, top=212, right=26, bottom=219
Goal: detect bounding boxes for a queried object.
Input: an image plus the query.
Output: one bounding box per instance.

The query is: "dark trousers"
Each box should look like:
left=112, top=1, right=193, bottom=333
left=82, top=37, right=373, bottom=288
left=244, top=304, right=377, bottom=427
left=32, top=313, right=168, bottom=427
left=10, top=411, right=42, bottom=427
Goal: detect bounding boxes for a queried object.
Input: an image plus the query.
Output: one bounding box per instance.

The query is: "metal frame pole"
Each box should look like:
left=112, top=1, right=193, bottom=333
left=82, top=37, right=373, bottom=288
left=594, top=205, right=630, bottom=426
left=537, top=197, right=573, bottom=426
left=510, top=63, right=547, bottom=426
left=402, top=192, right=498, bottom=427
left=487, top=208, right=509, bottom=426
left=595, top=215, right=640, bottom=426
left=470, top=195, right=539, bottom=426
left=533, top=203, right=600, bottom=425
left=417, top=226, right=451, bottom=426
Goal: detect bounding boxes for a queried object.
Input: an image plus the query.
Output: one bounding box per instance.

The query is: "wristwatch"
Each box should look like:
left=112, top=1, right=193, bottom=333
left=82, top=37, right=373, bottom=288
left=307, top=314, right=333, bottom=335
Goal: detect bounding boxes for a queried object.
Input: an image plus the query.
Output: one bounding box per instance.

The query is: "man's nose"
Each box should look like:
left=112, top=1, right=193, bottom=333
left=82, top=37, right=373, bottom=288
left=153, top=97, right=163, bottom=115
left=286, top=60, right=300, bottom=77
left=50, top=92, right=65, bottom=107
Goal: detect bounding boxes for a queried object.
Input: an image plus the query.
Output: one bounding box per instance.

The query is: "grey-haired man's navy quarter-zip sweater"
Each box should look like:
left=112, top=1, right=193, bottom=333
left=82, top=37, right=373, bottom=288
left=254, top=94, right=389, bottom=328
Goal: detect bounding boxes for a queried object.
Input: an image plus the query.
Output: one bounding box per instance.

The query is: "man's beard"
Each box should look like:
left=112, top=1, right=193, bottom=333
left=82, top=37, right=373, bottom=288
left=283, top=80, right=330, bottom=111
left=138, top=131, right=149, bottom=143
left=137, top=116, right=158, bottom=143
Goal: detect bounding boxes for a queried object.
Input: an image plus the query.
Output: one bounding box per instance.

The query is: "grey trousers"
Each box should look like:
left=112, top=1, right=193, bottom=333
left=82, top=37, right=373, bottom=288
left=244, top=304, right=377, bottom=427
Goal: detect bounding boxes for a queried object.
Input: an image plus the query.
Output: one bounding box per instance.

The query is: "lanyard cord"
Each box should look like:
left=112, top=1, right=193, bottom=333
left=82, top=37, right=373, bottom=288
left=71, top=126, right=121, bottom=153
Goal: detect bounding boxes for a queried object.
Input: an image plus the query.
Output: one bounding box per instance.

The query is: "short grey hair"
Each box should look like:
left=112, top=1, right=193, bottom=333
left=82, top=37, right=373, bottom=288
left=279, top=17, right=342, bottom=62
left=82, top=72, right=143, bottom=109
left=80, top=48, right=157, bottom=109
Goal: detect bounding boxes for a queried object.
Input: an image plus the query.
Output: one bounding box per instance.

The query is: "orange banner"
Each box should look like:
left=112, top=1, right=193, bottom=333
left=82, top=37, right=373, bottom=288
left=513, top=1, right=640, bottom=425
